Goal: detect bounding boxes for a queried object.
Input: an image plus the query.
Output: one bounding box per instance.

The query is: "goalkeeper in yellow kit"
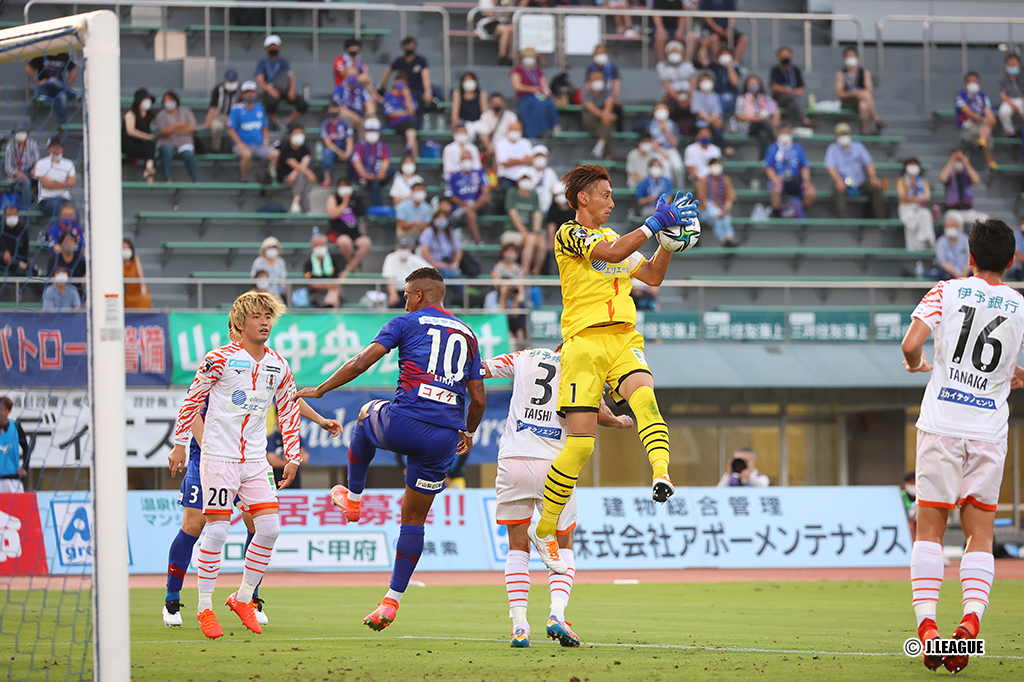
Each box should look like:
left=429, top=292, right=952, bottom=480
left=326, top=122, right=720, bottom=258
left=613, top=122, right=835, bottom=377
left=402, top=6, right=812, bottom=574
left=528, top=164, right=699, bottom=573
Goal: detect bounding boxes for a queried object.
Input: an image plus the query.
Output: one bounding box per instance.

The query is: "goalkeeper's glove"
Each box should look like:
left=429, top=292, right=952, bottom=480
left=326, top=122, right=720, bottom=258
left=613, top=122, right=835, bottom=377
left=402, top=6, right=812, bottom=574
left=642, top=191, right=700, bottom=236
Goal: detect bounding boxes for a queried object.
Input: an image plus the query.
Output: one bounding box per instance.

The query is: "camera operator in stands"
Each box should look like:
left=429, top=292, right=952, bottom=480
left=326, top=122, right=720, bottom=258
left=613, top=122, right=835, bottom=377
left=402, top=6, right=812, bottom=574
left=717, top=448, right=770, bottom=487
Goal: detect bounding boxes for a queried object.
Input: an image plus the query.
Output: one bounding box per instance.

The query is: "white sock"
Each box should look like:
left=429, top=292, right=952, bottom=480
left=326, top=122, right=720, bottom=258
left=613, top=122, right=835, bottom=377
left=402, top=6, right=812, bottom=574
left=960, top=551, right=994, bottom=620
left=505, top=549, right=531, bottom=626
left=385, top=588, right=404, bottom=604
left=911, top=540, right=943, bottom=626
left=237, top=514, right=280, bottom=603
left=592, top=141, right=605, bottom=157
left=549, top=548, right=575, bottom=621
left=196, top=520, right=229, bottom=613
left=348, top=492, right=362, bottom=502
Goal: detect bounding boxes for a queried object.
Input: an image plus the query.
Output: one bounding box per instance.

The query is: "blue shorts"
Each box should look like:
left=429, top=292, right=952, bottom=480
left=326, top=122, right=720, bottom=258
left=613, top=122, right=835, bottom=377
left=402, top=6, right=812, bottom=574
left=178, top=455, right=203, bottom=509
left=363, top=401, right=459, bottom=495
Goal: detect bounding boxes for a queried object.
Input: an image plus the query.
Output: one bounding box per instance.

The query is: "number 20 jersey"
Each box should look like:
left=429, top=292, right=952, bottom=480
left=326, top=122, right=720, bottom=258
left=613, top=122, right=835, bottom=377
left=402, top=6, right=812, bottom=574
left=373, top=305, right=485, bottom=431
left=484, top=348, right=565, bottom=461
left=912, top=277, right=1024, bottom=443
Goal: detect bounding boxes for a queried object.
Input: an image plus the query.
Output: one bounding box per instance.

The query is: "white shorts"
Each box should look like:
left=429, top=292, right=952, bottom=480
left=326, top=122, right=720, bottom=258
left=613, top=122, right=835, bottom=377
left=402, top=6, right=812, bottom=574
left=915, top=430, right=1006, bottom=512
left=0, top=479, right=24, bottom=494
left=495, top=456, right=577, bottom=535
left=200, top=458, right=278, bottom=517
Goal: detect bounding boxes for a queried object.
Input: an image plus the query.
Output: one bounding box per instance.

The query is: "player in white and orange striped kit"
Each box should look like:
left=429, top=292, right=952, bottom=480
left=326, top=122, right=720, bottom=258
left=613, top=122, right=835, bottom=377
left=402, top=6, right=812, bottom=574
left=169, top=291, right=302, bottom=639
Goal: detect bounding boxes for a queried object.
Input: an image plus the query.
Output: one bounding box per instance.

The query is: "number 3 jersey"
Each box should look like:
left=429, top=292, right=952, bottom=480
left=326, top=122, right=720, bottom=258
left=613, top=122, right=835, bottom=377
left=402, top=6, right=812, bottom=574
left=912, top=277, right=1024, bottom=443
left=373, top=306, right=485, bottom=431
left=485, top=348, right=565, bottom=460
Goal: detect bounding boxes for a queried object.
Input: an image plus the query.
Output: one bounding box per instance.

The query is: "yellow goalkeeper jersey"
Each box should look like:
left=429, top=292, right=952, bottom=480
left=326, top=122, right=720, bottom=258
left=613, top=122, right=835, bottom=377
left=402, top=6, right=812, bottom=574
left=554, top=220, right=646, bottom=340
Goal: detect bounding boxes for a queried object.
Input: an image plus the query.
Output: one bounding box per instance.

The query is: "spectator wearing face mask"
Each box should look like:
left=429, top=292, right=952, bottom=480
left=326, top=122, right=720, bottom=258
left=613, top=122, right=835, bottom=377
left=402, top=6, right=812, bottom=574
left=683, top=127, right=722, bottom=182
left=255, top=35, right=308, bottom=129
left=510, top=48, right=561, bottom=139
left=419, top=202, right=464, bottom=281
left=698, top=45, right=742, bottom=117
left=488, top=243, right=527, bottom=342
left=251, top=236, right=288, bottom=298
left=46, top=202, right=84, bottom=257
left=735, top=75, right=779, bottom=158
left=764, top=125, right=815, bottom=214
left=382, top=235, right=431, bottom=307
left=546, top=181, right=574, bottom=246
left=581, top=71, right=617, bottom=159
left=477, top=92, right=519, bottom=156
left=204, top=69, right=240, bottom=152
left=381, top=37, right=434, bottom=126
left=527, top=145, right=558, bottom=215
left=657, top=41, right=696, bottom=126
left=636, top=159, right=673, bottom=219
left=228, top=81, right=280, bottom=183
left=585, top=46, right=624, bottom=131
left=700, top=0, right=747, bottom=64
left=42, top=267, right=82, bottom=311
left=927, top=218, right=971, bottom=280
left=494, top=120, right=534, bottom=194
left=626, top=134, right=667, bottom=189
left=443, top=124, right=483, bottom=181
left=382, top=72, right=420, bottom=157
left=250, top=268, right=285, bottom=306
left=835, top=48, right=884, bottom=135
left=649, top=103, right=686, bottom=188
left=155, top=90, right=199, bottom=183
left=4, top=127, right=39, bottom=208
left=939, top=151, right=989, bottom=228
left=697, top=159, right=737, bottom=246
left=302, top=233, right=345, bottom=308
left=351, top=119, right=393, bottom=206
left=32, top=137, right=75, bottom=219
left=652, top=0, right=689, bottom=64
left=278, top=125, right=317, bottom=214
left=326, top=178, right=372, bottom=274
left=334, top=38, right=371, bottom=88
left=320, top=101, right=354, bottom=188
left=390, top=156, right=424, bottom=206
left=998, top=54, right=1024, bottom=137
left=123, top=87, right=157, bottom=182
left=0, top=207, right=29, bottom=277
left=396, top=182, right=433, bottom=239
left=955, top=72, right=998, bottom=170
left=49, top=231, right=85, bottom=283
left=504, top=171, right=545, bottom=275
left=446, top=150, right=490, bottom=245
left=122, top=238, right=151, bottom=309
left=824, top=123, right=886, bottom=220
left=769, top=47, right=810, bottom=128
left=451, top=72, right=487, bottom=139
left=897, top=158, right=934, bottom=251
left=691, top=73, right=732, bottom=154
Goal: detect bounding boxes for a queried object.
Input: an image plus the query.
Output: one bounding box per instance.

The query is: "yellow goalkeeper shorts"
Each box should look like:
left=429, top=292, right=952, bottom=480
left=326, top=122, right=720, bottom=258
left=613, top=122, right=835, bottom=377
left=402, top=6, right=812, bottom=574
left=558, top=324, right=650, bottom=413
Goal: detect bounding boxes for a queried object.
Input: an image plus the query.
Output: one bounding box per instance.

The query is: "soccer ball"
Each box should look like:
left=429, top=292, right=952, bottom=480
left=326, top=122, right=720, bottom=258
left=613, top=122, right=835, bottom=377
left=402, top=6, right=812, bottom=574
left=656, top=217, right=701, bottom=253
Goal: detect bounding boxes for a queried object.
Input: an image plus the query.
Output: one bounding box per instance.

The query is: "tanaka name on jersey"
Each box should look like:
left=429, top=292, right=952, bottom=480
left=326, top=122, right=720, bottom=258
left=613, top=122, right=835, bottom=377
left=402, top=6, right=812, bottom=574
left=949, top=366, right=988, bottom=391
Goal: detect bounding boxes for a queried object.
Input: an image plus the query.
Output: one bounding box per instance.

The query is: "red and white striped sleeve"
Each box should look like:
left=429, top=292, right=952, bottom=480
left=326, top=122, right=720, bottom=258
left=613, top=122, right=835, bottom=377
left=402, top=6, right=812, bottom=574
left=484, top=350, right=523, bottom=379
left=173, top=348, right=228, bottom=445
left=912, top=280, right=946, bottom=330
left=273, top=355, right=302, bottom=464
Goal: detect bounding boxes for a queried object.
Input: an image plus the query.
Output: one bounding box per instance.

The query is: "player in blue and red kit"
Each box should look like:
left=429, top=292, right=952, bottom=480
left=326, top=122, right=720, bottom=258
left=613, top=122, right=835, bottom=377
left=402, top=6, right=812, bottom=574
left=295, top=267, right=487, bottom=630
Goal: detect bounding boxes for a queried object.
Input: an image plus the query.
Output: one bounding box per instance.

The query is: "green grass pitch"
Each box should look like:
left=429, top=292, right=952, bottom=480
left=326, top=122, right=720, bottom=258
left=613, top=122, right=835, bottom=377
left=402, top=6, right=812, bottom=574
left=6, top=579, right=1024, bottom=680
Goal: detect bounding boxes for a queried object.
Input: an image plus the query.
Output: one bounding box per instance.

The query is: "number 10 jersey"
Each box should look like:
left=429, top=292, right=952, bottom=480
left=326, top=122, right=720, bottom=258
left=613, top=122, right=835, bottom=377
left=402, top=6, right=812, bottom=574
left=912, top=277, right=1024, bottom=443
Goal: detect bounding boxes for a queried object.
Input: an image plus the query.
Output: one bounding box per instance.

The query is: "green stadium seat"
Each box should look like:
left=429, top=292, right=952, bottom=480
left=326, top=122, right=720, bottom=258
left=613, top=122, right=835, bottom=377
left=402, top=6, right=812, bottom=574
left=184, top=24, right=390, bottom=38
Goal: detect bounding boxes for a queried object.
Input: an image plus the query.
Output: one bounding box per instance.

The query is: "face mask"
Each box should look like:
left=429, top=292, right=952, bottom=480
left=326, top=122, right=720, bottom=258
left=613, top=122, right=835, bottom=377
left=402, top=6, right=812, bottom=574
left=463, top=79, right=477, bottom=92
left=140, top=98, right=152, bottom=112
left=905, top=484, right=916, bottom=498
left=264, top=247, right=279, bottom=260
left=747, top=83, right=760, bottom=94
left=403, top=47, right=416, bottom=56
left=518, top=179, right=533, bottom=191
left=709, top=164, right=723, bottom=177
left=53, top=272, right=69, bottom=284
left=521, top=56, right=536, bottom=68
left=433, top=217, right=449, bottom=229
left=699, top=137, right=711, bottom=147
left=837, top=135, right=852, bottom=147
left=402, top=163, right=416, bottom=176
left=61, top=242, right=75, bottom=254
left=654, top=108, right=669, bottom=121
left=412, top=190, right=427, bottom=202
left=966, top=82, right=980, bottom=94
left=454, top=132, right=469, bottom=144
left=945, top=228, right=960, bottom=239
left=532, top=156, right=547, bottom=169
left=224, top=82, right=238, bottom=92
left=649, top=166, right=663, bottom=178
left=255, top=277, right=271, bottom=290
left=640, top=141, right=653, bottom=152
left=365, top=131, right=380, bottom=144
left=5, top=215, right=19, bottom=227
left=122, top=247, right=133, bottom=260
left=243, top=95, right=257, bottom=105
left=906, top=165, right=920, bottom=177
left=667, top=53, right=683, bottom=65
left=777, top=133, right=793, bottom=147
left=954, top=162, right=964, bottom=172
left=338, top=185, right=352, bottom=197
left=291, top=133, right=306, bottom=146
left=508, top=130, right=522, bottom=142
left=51, top=152, right=62, bottom=161
left=719, top=55, right=733, bottom=66
left=14, top=132, right=27, bottom=143
left=492, top=104, right=503, bottom=114
left=164, top=100, right=177, bottom=111
left=845, top=56, right=859, bottom=68
left=313, top=245, right=329, bottom=258
left=594, top=53, right=609, bottom=66
left=398, top=251, right=409, bottom=261
left=348, top=50, right=359, bottom=59
left=268, top=49, right=280, bottom=58
left=1009, top=66, right=1022, bottom=76
left=699, top=80, right=714, bottom=93
left=503, top=251, right=517, bottom=262
left=460, top=159, right=474, bottom=172
left=590, top=80, right=605, bottom=92
left=780, top=57, right=791, bottom=66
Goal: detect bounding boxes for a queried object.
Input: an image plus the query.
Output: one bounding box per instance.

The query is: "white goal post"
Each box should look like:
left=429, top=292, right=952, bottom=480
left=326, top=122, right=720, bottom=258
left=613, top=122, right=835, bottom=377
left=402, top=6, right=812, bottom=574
left=0, top=10, right=128, bottom=681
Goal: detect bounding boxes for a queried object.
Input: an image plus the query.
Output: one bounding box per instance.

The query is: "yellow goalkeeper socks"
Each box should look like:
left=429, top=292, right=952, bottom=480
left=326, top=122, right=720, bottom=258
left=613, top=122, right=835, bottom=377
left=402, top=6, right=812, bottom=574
left=537, top=434, right=595, bottom=537
left=628, top=386, right=670, bottom=480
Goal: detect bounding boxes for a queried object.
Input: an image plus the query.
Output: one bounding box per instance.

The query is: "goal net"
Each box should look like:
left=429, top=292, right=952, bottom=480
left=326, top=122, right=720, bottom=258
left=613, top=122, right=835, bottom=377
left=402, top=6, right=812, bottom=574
left=0, top=11, right=128, bottom=682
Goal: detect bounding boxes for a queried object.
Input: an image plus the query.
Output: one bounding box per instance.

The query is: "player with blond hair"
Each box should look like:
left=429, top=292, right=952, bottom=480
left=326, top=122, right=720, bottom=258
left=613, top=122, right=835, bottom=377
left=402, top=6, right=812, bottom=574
left=527, top=164, right=698, bottom=573
left=169, top=291, right=302, bottom=639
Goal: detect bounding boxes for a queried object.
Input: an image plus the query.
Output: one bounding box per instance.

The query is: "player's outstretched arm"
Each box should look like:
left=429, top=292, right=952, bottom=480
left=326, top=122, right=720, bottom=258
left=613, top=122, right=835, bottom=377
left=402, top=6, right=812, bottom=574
left=295, top=342, right=389, bottom=400
left=597, top=399, right=634, bottom=429
left=297, top=398, right=343, bottom=438
left=901, top=318, right=934, bottom=373
left=457, top=379, right=488, bottom=456
left=589, top=191, right=699, bottom=265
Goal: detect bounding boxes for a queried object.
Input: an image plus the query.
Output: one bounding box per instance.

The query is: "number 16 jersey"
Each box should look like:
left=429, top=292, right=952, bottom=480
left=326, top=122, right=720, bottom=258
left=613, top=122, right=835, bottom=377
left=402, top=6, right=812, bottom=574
left=913, top=277, right=1024, bottom=443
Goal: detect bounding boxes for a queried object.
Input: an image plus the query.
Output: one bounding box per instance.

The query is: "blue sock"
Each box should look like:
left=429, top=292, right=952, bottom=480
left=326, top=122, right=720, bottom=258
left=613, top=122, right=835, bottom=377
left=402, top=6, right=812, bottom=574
left=244, top=530, right=262, bottom=598
left=165, top=529, right=199, bottom=602
left=389, top=525, right=425, bottom=594
left=347, top=421, right=377, bottom=495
